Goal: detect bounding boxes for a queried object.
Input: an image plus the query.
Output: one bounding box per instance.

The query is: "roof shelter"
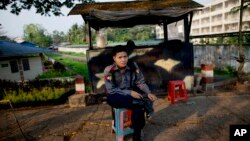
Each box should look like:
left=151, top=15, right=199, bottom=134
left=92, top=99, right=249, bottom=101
left=68, top=0, right=203, bottom=94
left=69, top=0, right=203, bottom=49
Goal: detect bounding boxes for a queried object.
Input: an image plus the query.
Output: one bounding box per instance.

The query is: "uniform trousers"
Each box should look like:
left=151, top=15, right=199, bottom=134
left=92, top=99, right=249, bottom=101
left=107, top=94, right=145, bottom=138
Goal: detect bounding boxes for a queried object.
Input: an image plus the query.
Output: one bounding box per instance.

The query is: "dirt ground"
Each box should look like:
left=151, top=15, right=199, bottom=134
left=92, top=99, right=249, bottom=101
left=0, top=83, right=250, bottom=141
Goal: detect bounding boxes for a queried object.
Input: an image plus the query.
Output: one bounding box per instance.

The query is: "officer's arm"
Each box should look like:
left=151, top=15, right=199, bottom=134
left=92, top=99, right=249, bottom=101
left=104, top=68, right=131, bottom=95
left=135, top=69, right=151, bottom=95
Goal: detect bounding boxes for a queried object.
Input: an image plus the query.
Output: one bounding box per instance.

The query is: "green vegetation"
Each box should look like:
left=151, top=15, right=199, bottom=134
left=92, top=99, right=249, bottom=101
left=47, top=53, right=88, bottom=78
left=38, top=70, right=76, bottom=79
left=107, top=26, right=155, bottom=42
left=60, top=51, right=86, bottom=57
left=0, top=79, right=75, bottom=107
left=4, top=87, right=66, bottom=104
left=24, top=24, right=52, bottom=47
left=45, top=53, right=90, bottom=92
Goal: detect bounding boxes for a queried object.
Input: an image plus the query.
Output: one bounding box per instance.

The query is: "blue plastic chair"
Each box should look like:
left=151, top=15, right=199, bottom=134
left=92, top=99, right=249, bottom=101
left=112, top=108, right=134, bottom=141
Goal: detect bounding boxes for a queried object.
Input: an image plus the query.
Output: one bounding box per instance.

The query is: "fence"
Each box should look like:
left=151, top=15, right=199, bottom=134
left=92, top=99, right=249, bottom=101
left=194, top=45, right=250, bottom=73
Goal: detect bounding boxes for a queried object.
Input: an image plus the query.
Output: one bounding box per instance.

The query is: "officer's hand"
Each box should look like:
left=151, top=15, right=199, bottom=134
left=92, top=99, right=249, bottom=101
left=148, top=93, right=157, bottom=101
left=131, top=91, right=143, bottom=99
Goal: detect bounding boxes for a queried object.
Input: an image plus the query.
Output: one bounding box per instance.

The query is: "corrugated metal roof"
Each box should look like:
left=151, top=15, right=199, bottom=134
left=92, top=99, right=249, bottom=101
left=0, top=40, right=53, bottom=58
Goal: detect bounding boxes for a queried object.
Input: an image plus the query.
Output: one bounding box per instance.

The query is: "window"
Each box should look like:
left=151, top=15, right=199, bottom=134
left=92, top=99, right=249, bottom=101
left=10, top=60, right=18, bottom=73
left=22, top=59, right=30, bottom=71
left=1, top=64, right=8, bottom=68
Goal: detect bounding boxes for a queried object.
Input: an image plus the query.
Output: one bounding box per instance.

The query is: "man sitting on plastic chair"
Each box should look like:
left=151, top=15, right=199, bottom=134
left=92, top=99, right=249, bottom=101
left=104, top=45, right=157, bottom=141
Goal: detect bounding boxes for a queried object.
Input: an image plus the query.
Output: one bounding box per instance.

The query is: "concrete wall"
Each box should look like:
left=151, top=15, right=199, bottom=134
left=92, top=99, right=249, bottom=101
left=58, top=47, right=88, bottom=54
left=23, top=56, right=43, bottom=80
left=0, top=60, right=21, bottom=81
left=194, top=45, right=250, bottom=73
left=0, top=56, right=43, bottom=81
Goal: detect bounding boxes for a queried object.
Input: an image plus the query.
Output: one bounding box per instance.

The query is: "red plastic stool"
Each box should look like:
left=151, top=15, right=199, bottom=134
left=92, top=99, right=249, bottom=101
left=167, top=80, right=188, bottom=104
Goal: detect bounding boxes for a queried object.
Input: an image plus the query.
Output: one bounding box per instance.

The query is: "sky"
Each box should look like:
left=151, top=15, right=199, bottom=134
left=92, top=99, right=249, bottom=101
left=0, top=0, right=211, bottom=38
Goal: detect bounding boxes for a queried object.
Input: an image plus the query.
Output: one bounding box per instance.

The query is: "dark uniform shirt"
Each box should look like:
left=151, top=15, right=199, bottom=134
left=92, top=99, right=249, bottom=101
left=104, top=62, right=151, bottom=96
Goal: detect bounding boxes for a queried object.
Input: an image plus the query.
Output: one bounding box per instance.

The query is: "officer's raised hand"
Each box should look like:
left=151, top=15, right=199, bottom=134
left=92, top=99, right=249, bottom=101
left=131, top=90, right=143, bottom=99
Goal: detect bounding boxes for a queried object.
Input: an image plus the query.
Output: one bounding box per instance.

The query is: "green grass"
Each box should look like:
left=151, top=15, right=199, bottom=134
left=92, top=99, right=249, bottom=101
left=46, top=53, right=88, bottom=79
left=38, top=70, right=76, bottom=79
left=45, top=53, right=90, bottom=92
left=59, top=52, right=86, bottom=57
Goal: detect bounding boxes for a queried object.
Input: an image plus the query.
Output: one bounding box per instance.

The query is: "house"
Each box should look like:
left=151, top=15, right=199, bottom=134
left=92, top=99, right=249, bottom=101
left=0, top=40, right=52, bottom=82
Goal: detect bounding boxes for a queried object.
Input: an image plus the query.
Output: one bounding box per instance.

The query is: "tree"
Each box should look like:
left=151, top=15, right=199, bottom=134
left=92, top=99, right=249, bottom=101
left=52, top=30, right=66, bottom=45
left=24, top=24, right=52, bottom=47
left=231, top=0, right=250, bottom=80
left=67, top=23, right=86, bottom=44
left=0, top=0, right=95, bottom=16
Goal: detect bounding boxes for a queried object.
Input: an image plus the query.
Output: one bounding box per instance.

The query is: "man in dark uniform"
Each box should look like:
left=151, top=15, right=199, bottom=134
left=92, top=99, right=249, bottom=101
left=104, top=45, right=157, bottom=141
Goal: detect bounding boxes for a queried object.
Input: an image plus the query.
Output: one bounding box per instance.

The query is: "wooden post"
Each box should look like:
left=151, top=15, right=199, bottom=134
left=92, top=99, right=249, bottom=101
left=86, top=21, right=93, bottom=50
left=184, top=14, right=190, bottom=43
left=163, top=21, right=168, bottom=42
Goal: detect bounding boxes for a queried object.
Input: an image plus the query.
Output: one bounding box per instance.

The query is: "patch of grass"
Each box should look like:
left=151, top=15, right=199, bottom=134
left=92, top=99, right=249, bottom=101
left=46, top=53, right=88, bottom=79
left=60, top=52, right=86, bottom=57
left=38, top=70, right=76, bottom=79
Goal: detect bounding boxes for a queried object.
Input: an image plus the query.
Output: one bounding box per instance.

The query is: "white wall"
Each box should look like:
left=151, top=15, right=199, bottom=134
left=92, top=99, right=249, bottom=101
left=58, top=47, right=87, bottom=54
left=0, top=60, right=20, bottom=81
left=23, top=56, right=43, bottom=80
left=0, top=56, right=43, bottom=81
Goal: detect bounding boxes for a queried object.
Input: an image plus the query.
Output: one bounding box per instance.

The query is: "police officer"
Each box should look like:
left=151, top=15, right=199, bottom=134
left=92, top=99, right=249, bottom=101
left=104, top=45, right=157, bottom=141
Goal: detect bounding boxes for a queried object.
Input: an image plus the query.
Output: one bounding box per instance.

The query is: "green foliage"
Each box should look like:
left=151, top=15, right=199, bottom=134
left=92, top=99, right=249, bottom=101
left=3, top=88, right=65, bottom=104
left=67, top=24, right=87, bottom=44
left=0, top=79, right=75, bottom=107
left=52, top=30, right=66, bottom=45
left=38, top=70, right=76, bottom=79
left=224, top=37, right=238, bottom=45
left=46, top=53, right=89, bottom=82
left=0, top=0, right=95, bottom=16
left=24, top=24, right=52, bottom=47
left=107, top=25, right=155, bottom=42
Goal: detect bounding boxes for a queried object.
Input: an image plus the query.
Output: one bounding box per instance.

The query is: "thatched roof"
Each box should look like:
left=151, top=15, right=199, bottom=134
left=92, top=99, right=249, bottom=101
left=68, top=0, right=203, bottom=29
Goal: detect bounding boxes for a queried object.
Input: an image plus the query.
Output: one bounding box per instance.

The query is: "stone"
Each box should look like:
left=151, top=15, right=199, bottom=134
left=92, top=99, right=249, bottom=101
left=68, top=94, right=86, bottom=107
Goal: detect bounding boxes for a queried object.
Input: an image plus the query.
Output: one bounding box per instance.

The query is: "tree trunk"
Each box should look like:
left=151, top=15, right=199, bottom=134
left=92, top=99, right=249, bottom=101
left=237, top=0, right=245, bottom=82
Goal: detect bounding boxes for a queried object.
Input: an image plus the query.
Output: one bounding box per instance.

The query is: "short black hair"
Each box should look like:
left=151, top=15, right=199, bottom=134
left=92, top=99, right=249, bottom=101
left=112, top=45, right=128, bottom=56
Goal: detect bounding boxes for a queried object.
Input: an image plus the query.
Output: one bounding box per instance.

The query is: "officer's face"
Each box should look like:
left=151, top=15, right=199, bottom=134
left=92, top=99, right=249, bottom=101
left=113, top=51, right=128, bottom=68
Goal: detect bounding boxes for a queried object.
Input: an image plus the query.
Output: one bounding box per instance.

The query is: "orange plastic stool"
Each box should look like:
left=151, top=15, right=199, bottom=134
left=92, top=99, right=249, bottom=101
left=167, top=80, right=188, bottom=104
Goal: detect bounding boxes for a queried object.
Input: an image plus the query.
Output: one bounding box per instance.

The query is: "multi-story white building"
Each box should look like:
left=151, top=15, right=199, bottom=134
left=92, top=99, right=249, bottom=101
left=191, top=0, right=250, bottom=38
left=156, top=0, right=250, bottom=42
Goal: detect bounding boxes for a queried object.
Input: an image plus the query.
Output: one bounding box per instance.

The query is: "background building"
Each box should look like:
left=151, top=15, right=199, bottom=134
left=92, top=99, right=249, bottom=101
left=191, top=0, right=250, bottom=43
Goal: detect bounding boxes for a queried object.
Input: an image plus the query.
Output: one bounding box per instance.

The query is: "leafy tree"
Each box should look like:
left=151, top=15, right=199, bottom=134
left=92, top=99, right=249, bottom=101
left=67, top=24, right=85, bottom=44
left=52, top=30, right=66, bottom=45
left=24, top=24, right=52, bottom=47
left=231, top=0, right=250, bottom=79
left=0, top=0, right=95, bottom=16
left=107, top=25, right=155, bottom=42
